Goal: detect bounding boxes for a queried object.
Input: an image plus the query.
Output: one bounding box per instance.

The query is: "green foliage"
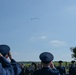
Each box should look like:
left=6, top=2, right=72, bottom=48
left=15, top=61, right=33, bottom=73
left=70, top=47, right=76, bottom=59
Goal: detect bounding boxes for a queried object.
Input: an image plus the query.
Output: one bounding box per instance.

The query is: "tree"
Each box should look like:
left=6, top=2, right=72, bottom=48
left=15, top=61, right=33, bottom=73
left=70, top=47, right=76, bottom=60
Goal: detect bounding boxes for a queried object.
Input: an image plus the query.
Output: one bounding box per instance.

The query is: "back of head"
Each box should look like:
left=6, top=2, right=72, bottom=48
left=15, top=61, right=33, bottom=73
left=0, top=44, right=10, bottom=56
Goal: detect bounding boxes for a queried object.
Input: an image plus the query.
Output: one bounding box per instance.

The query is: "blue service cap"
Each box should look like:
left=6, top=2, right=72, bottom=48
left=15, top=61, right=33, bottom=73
left=58, top=60, right=63, bottom=63
left=71, top=60, right=75, bottom=63
left=0, top=45, right=10, bottom=56
left=39, top=52, right=54, bottom=63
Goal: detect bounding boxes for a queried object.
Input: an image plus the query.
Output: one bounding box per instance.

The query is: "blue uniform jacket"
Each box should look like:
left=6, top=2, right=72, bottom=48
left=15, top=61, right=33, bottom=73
left=56, top=66, right=66, bottom=75
left=0, top=56, right=22, bottom=75
left=33, top=67, right=60, bottom=75
left=69, top=65, right=76, bottom=75
left=11, top=59, right=22, bottom=75
left=0, top=57, right=14, bottom=75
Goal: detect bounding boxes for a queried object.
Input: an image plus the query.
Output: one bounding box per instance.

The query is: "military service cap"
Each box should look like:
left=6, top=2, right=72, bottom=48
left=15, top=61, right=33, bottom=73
left=71, top=60, right=75, bottom=63
left=0, top=44, right=10, bottom=56
left=39, top=52, right=54, bottom=63
left=58, top=60, right=63, bottom=63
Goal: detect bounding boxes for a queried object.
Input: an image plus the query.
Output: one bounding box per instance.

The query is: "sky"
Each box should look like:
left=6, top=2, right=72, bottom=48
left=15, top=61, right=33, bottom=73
left=0, top=0, right=76, bottom=62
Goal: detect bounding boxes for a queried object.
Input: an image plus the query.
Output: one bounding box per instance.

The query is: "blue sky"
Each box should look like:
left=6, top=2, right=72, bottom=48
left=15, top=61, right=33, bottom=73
left=0, top=0, right=76, bottom=61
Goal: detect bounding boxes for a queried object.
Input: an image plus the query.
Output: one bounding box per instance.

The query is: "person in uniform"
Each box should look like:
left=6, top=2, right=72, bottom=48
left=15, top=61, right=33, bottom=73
left=56, top=61, right=66, bottom=75
left=69, top=60, right=76, bottom=75
left=33, top=52, right=60, bottom=75
left=0, top=44, right=22, bottom=75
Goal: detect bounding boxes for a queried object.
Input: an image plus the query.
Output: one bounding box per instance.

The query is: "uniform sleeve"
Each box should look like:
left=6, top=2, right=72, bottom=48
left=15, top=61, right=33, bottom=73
left=0, top=57, right=14, bottom=75
left=50, top=68, right=60, bottom=75
left=0, top=63, right=6, bottom=75
left=0, top=57, right=11, bottom=67
left=11, top=59, right=22, bottom=75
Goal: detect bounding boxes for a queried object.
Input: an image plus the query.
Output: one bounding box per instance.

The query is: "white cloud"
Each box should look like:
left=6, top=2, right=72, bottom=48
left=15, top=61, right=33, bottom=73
left=49, top=40, right=67, bottom=47
left=39, top=36, right=47, bottom=39
left=30, top=35, right=47, bottom=41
